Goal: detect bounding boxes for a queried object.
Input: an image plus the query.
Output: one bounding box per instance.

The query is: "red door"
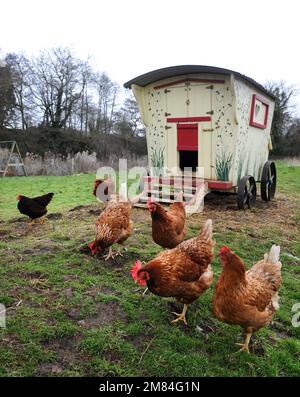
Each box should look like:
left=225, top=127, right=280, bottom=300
left=177, top=123, right=198, bottom=151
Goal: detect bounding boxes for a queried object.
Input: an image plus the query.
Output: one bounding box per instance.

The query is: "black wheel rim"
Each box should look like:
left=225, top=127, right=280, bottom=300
left=268, top=162, right=276, bottom=199
left=244, top=177, right=256, bottom=209
left=237, top=176, right=257, bottom=210
left=261, top=161, right=276, bottom=201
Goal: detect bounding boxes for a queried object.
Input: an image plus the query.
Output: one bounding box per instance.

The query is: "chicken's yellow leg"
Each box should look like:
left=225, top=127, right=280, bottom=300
left=115, top=246, right=126, bottom=257
left=104, top=246, right=114, bottom=261
left=235, top=332, right=252, bottom=353
left=39, top=217, right=45, bottom=225
left=27, top=219, right=35, bottom=229
left=171, top=304, right=188, bottom=325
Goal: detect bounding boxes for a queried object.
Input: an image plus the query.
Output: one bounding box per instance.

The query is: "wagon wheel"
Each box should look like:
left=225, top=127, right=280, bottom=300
left=237, top=176, right=257, bottom=209
left=261, top=161, right=276, bottom=201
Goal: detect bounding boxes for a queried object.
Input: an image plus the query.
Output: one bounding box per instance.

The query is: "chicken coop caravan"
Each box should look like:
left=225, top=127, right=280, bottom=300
left=124, top=65, right=277, bottom=210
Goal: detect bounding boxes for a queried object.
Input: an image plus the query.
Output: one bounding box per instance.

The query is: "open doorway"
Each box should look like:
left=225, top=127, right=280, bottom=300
left=179, top=150, right=198, bottom=171
left=177, top=123, right=198, bottom=172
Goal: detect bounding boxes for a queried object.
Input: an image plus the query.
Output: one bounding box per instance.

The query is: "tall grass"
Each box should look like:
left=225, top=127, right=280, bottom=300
left=0, top=149, right=147, bottom=176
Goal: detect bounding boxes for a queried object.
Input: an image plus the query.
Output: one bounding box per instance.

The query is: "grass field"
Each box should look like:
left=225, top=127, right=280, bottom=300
left=0, top=162, right=299, bottom=376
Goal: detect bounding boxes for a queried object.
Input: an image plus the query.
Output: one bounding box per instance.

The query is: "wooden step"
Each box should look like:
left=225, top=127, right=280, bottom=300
left=136, top=175, right=206, bottom=212
left=142, top=175, right=204, bottom=188
left=145, top=190, right=195, bottom=198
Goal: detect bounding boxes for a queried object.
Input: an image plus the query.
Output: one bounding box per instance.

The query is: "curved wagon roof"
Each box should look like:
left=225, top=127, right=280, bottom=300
left=124, top=65, right=275, bottom=100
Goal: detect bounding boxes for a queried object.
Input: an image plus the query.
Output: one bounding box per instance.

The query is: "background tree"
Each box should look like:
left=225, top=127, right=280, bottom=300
left=284, top=118, right=300, bottom=157
left=28, top=47, right=88, bottom=129
left=265, top=81, right=295, bottom=155
left=0, top=63, right=15, bottom=128
left=92, top=72, right=119, bottom=134
left=5, top=52, right=33, bottom=130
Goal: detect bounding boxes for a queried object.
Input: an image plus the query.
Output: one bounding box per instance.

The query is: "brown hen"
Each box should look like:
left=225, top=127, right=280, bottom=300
left=131, top=219, right=214, bottom=324
left=147, top=192, right=186, bottom=248
left=88, top=194, right=133, bottom=260
left=213, top=245, right=282, bottom=353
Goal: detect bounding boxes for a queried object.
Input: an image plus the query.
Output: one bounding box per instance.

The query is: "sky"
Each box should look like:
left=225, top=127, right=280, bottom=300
left=1, top=0, right=300, bottom=114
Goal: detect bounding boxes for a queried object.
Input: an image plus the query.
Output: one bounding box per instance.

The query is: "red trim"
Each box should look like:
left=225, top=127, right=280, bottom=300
left=154, top=78, right=225, bottom=90
left=141, top=176, right=233, bottom=190
left=208, top=181, right=233, bottom=189
left=249, top=94, right=269, bottom=129
left=176, top=123, right=198, bottom=129
left=177, top=123, right=198, bottom=151
left=167, top=116, right=211, bottom=123
left=177, top=147, right=198, bottom=151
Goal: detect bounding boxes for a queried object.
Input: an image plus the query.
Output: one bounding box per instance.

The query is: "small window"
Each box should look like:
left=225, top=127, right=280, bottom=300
left=249, top=94, right=269, bottom=129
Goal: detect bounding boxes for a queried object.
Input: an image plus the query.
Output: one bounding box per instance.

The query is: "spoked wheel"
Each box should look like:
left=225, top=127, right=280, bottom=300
left=237, top=175, right=257, bottom=209
left=261, top=161, right=276, bottom=201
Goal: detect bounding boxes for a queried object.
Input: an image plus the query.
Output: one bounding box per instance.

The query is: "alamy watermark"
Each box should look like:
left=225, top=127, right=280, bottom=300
left=94, top=160, right=206, bottom=214
left=291, top=303, right=300, bottom=328
left=0, top=304, right=6, bottom=328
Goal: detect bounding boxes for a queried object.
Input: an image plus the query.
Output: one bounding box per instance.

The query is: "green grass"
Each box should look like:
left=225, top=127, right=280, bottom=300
left=0, top=174, right=96, bottom=220
left=276, top=160, right=300, bottom=197
left=0, top=162, right=299, bottom=377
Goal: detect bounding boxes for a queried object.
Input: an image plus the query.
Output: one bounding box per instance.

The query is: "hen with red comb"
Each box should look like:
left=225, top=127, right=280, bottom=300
left=219, top=245, right=231, bottom=255
left=213, top=245, right=282, bottom=353
left=130, top=219, right=214, bottom=325
left=147, top=195, right=186, bottom=249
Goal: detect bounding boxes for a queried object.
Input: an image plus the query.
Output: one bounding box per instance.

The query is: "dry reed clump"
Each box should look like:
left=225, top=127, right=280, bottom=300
left=285, top=157, right=300, bottom=167
left=0, top=149, right=148, bottom=176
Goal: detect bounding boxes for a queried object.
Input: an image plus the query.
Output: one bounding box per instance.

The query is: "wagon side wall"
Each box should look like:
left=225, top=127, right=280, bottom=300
left=232, top=78, right=275, bottom=186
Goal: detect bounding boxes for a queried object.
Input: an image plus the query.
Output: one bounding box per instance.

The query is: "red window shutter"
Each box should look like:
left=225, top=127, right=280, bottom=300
left=177, top=123, right=198, bottom=151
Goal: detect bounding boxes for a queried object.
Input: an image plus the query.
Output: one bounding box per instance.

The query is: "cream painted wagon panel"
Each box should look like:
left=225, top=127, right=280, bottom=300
left=166, top=125, right=178, bottom=170
left=213, top=80, right=236, bottom=182
left=187, top=84, right=213, bottom=178
left=234, top=79, right=275, bottom=185
left=198, top=121, right=214, bottom=179
left=165, top=86, right=188, bottom=118
left=187, top=84, right=212, bottom=117
left=141, top=87, right=168, bottom=175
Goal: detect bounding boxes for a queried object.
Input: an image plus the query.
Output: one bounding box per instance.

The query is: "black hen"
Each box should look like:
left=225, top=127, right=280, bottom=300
left=17, top=193, right=54, bottom=223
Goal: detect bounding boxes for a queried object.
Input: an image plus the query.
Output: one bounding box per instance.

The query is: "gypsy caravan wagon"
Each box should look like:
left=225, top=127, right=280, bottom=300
left=124, top=65, right=277, bottom=210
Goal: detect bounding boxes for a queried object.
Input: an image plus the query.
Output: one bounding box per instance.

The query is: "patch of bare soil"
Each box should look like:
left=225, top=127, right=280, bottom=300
left=195, top=316, right=217, bottom=336
left=88, top=208, right=102, bottom=216
left=78, top=301, right=128, bottom=328
left=0, top=229, right=10, bottom=239
left=46, top=213, right=63, bottom=220
left=187, top=192, right=299, bottom=236
left=125, top=333, right=155, bottom=352
left=247, top=337, right=266, bottom=356
left=37, top=335, right=88, bottom=376
left=8, top=216, right=26, bottom=223
left=269, top=320, right=295, bottom=338
left=69, top=205, right=87, bottom=212
left=80, top=243, right=136, bottom=268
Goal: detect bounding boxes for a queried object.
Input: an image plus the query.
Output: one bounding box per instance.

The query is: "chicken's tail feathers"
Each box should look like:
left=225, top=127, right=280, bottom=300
left=271, top=291, right=280, bottom=311
left=264, top=245, right=281, bottom=267
left=199, top=219, right=213, bottom=242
